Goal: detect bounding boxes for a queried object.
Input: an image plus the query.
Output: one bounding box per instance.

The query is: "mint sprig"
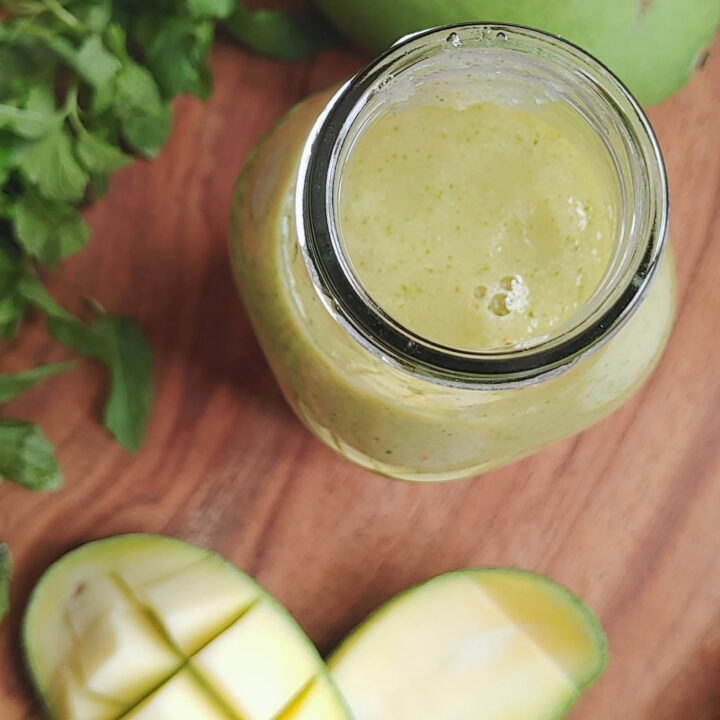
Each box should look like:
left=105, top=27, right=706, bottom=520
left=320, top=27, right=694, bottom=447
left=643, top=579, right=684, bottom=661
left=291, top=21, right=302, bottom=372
left=0, top=362, right=74, bottom=403
left=1, top=1, right=332, bottom=497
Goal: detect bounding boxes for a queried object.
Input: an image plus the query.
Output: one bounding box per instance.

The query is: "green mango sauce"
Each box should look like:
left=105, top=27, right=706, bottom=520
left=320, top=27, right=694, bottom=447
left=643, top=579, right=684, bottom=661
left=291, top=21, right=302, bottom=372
left=340, top=103, right=615, bottom=351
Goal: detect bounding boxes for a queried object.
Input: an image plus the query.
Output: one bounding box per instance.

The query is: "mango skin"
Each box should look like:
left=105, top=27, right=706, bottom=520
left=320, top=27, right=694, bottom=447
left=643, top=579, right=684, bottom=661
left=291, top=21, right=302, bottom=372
left=313, top=0, right=720, bottom=106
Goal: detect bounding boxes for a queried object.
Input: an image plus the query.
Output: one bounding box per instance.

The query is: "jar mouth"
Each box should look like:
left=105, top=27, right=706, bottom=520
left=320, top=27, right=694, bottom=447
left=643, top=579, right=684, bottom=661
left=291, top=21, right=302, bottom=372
left=296, top=23, right=668, bottom=389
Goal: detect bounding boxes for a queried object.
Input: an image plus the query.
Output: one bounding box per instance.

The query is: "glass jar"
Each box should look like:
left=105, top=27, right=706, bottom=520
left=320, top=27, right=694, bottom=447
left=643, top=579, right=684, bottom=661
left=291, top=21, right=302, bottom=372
left=230, top=24, right=674, bottom=482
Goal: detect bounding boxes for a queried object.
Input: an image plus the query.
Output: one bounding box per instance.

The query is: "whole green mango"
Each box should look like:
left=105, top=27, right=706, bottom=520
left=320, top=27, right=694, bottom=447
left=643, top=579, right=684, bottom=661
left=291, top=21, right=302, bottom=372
left=314, top=0, right=719, bottom=105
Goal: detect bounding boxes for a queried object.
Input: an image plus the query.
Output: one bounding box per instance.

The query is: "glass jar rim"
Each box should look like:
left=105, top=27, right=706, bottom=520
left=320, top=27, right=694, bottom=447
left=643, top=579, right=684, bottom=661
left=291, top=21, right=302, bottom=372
left=295, top=23, right=669, bottom=389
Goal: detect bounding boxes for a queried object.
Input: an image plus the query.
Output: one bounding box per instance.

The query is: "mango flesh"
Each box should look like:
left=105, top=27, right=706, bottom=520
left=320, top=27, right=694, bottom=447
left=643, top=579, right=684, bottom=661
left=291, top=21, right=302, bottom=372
left=121, top=670, right=230, bottom=720
left=73, top=606, right=181, bottom=705
left=313, top=0, right=720, bottom=106
left=23, top=534, right=350, bottom=720
left=193, top=600, right=320, bottom=720
left=50, top=664, right=123, bottom=720
left=329, top=568, right=607, bottom=720
left=138, top=556, right=259, bottom=655
left=279, top=678, right=351, bottom=720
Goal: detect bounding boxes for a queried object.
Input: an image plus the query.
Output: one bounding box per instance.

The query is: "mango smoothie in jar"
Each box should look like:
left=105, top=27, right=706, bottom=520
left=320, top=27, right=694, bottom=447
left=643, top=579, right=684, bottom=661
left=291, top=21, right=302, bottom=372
left=230, top=24, right=674, bottom=482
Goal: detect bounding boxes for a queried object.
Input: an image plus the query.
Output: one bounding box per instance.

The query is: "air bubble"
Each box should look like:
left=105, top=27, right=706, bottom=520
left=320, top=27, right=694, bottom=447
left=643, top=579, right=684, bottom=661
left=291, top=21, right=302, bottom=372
left=500, top=275, right=518, bottom=291
left=473, top=285, right=487, bottom=299
left=447, top=32, right=463, bottom=48
left=488, top=293, right=511, bottom=316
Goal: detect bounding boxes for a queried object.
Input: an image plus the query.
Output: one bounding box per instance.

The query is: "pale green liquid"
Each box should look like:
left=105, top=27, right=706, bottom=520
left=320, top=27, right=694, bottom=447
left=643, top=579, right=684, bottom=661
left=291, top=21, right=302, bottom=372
left=339, top=103, right=616, bottom=350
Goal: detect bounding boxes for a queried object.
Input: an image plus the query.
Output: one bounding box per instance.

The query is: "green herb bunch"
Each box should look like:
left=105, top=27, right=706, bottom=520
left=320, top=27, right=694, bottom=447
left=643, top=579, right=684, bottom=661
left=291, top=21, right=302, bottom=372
left=0, top=0, right=329, bottom=494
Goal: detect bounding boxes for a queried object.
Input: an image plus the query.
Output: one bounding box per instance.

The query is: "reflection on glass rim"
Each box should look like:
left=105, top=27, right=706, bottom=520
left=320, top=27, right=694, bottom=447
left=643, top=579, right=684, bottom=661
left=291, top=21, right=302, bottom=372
left=296, top=23, right=668, bottom=389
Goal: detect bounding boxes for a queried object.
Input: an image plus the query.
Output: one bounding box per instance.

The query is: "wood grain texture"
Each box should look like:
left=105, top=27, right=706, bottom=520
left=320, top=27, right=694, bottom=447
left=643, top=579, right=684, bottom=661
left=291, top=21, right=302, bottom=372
left=1, top=12, right=719, bottom=719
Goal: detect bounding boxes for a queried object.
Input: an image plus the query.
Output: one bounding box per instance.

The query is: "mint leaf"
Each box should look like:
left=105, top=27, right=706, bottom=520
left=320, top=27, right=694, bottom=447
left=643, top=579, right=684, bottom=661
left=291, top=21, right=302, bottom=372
left=13, top=127, right=89, bottom=202
left=87, top=171, right=111, bottom=200
left=0, top=421, right=62, bottom=491
left=103, top=21, right=132, bottom=64
left=16, top=276, right=153, bottom=451
left=0, top=102, right=61, bottom=139
left=0, top=292, right=26, bottom=339
left=20, top=277, right=122, bottom=365
left=48, top=315, right=152, bottom=451
left=46, top=315, right=108, bottom=359
left=41, top=33, right=84, bottom=72
left=113, top=64, right=172, bottom=157
left=0, top=236, right=23, bottom=289
left=12, top=189, right=90, bottom=265
left=0, top=33, right=57, bottom=104
left=0, top=545, right=10, bottom=625
left=76, top=130, right=132, bottom=174
left=187, top=0, right=235, bottom=19
left=73, top=0, right=113, bottom=33
left=0, top=139, right=13, bottom=186
left=0, top=238, right=27, bottom=339
left=74, top=35, right=122, bottom=88
left=43, top=32, right=120, bottom=97
left=18, top=274, right=75, bottom=321
left=25, top=84, right=56, bottom=115
left=224, top=5, right=334, bottom=61
left=118, top=102, right=172, bottom=158
left=0, top=82, right=62, bottom=139
left=91, top=315, right=153, bottom=452
left=45, top=312, right=153, bottom=452
left=0, top=362, right=74, bottom=403
left=146, top=18, right=214, bottom=100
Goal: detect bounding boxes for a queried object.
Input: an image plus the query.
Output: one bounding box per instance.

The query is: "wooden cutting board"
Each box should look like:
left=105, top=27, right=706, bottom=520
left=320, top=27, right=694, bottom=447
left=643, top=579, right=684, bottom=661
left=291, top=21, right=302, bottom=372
left=1, top=17, right=719, bottom=720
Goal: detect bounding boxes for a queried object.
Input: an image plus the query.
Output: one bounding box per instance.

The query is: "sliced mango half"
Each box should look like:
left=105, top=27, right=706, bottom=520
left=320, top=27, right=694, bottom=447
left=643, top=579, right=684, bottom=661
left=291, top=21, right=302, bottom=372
left=329, top=568, right=608, bottom=720
left=23, top=534, right=351, bottom=720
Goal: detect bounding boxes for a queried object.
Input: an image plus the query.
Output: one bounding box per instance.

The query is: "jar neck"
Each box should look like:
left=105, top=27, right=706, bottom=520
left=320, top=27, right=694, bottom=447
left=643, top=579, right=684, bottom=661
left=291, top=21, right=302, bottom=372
left=296, top=23, right=668, bottom=389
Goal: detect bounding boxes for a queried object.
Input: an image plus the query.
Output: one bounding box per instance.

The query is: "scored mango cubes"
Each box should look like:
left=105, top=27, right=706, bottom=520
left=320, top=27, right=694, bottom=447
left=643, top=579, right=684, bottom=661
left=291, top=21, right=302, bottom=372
left=23, top=535, right=350, bottom=720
